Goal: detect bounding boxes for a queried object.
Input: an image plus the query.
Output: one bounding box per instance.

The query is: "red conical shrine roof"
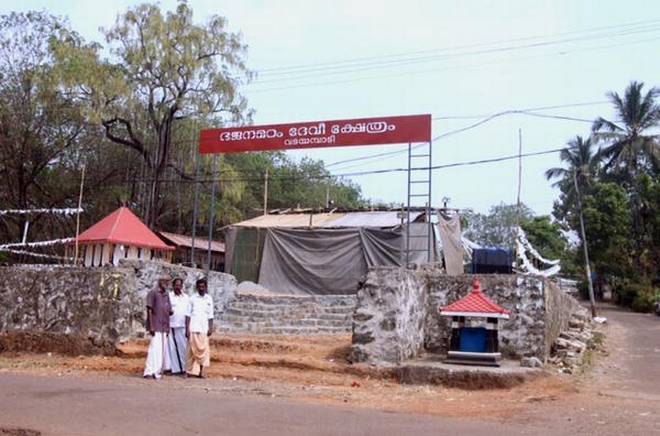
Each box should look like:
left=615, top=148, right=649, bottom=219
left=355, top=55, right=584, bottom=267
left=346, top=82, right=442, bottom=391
left=76, top=207, right=174, bottom=251
left=440, top=278, right=510, bottom=319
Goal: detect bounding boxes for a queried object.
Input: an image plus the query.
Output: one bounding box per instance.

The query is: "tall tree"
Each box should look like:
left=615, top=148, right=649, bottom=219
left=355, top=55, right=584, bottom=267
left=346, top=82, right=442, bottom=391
left=592, top=81, right=660, bottom=269
left=545, top=135, right=599, bottom=191
left=52, top=1, right=253, bottom=226
left=592, top=81, right=659, bottom=179
left=545, top=135, right=600, bottom=225
left=0, top=12, right=89, bottom=242
left=463, top=203, right=534, bottom=248
left=581, top=182, right=632, bottom=278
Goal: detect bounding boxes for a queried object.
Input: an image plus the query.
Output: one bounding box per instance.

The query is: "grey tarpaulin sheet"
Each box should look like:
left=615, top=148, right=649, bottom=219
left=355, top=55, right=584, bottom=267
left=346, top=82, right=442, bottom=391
left=437, top=213, right=463, bottom=275
left=256, top=224, right=436, bottom=294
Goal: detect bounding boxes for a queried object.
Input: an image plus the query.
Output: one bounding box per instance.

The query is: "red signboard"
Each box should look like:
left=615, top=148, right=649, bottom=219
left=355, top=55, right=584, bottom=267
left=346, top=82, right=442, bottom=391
left=199, top=114, right=431, bottom=154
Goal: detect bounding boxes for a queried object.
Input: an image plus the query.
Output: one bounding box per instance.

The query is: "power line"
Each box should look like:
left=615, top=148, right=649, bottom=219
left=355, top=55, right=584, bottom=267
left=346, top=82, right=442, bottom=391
left=119, top=147, right=565, bottom=184
left=326, top=103, right=606, bottom=170
left=255, top=19, right=660, bottom=75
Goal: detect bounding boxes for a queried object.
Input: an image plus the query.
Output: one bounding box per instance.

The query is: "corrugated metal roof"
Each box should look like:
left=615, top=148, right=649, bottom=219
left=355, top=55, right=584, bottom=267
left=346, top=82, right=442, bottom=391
left=159, top=231, right=225, bottom=253
left=232, top=211, right=424, bottom=228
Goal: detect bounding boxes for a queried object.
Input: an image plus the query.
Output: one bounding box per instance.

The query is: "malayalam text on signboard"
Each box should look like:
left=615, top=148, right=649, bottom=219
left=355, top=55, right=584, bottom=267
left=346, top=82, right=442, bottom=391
left=199, top=114, right=432, bottom=153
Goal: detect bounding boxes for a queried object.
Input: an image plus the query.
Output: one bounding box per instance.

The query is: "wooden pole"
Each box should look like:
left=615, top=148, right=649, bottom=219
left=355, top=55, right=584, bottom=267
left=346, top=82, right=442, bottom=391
left=74, top=164, right=86, bottom=265
left=191, top=141, right=200, bottom=266
left=573, top=170, right=597, bottom=318
left=263, top=169, right=268, bottom=215
left=206, top=155, right=218, bottom=274
left=514, top=129, right=523, bottom=263
left=325, top=184, right=330, bottom=209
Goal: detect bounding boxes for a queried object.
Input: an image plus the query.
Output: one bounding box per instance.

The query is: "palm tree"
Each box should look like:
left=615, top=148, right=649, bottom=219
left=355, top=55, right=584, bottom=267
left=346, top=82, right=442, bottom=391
left=592, top=81, right=660, bottom=179
left=545, top=135, right=599, bottom=191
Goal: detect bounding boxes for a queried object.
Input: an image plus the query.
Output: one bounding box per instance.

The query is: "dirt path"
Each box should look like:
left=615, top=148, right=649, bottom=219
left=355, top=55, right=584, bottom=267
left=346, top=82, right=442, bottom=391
left=0, top=305, right=658, bottom=435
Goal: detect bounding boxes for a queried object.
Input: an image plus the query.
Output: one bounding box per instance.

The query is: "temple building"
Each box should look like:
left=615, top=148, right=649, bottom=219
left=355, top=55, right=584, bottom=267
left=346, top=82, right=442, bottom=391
left=71, top=207, right=174, bottom=267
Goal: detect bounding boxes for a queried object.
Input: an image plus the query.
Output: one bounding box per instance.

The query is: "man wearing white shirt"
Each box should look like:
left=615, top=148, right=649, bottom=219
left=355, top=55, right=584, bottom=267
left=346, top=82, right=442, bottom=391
left=185, top=278, right=214, bottom=378
left=167, top=277, right=189, bottom=375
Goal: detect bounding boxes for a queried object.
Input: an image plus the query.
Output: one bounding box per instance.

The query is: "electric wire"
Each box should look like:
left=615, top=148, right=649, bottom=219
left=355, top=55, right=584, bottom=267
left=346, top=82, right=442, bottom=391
left=256, top=19, right=660, bottom=75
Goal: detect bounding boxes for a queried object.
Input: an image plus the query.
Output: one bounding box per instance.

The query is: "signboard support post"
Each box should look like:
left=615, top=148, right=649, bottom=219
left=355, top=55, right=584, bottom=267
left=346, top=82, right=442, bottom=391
left=190, top=147, right=200, bottom=267
left=206, top=155, right=218, bottom=274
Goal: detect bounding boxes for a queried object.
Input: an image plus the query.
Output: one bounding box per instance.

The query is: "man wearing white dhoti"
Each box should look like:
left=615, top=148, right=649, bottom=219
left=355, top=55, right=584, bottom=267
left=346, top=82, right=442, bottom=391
left=143, top=275, right=172, bottom=379
left=185, top=278, right=214, bottom=378
left=167, top=277, right=189, bottom=375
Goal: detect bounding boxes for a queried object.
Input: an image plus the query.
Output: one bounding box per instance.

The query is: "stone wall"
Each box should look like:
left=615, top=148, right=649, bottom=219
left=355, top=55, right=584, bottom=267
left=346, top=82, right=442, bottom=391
left=0, top=265, right=137, bottom=349
left=349, top=267, right=428, bottom=363
left=350, top=265, right=582, bottom=364
left=0, top=261, right=237, bottom=347
left=117, top=259, right=237, bottom=327
left=219, top=292, right=356, bottom=334
left=544, top=277, right=582, bottom=357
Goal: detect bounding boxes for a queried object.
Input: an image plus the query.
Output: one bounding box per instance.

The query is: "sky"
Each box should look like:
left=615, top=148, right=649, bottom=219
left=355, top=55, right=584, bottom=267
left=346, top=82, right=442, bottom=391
left=3, top=0, right=659, bottom=215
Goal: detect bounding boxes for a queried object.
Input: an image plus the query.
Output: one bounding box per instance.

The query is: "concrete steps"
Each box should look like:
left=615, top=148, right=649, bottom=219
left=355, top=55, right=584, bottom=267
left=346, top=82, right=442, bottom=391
left=217, top=292, right=356, bottom=335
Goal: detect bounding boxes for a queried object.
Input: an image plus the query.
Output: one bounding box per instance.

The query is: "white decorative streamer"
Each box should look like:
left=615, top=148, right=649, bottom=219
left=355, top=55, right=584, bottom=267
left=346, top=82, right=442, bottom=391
left=0, top=207, right=83, bottom=216
left=0, top=237, right=74, bottom=249
left=0, top=248, right=73, bottom=261
left=516, top=237, right=561, bottom=277
left=516, top=227, right=560, bottom=265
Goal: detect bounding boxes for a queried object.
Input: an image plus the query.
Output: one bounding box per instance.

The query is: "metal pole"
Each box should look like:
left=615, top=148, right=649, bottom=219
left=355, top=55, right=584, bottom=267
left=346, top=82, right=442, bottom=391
left=74, top=164, right=86, bottom=265
left=190, top=144, right=200, bottom=267
left=206, top=154, right=218, bottom=274
left=427, top=140, right=433, bottom=262
left=515, top=129, right=523, bottom=259
left=406, top=142, right=411, bottom=267
left=263, top=169, right=268, bottom=215
left=573, top=171, right=597, bottom=318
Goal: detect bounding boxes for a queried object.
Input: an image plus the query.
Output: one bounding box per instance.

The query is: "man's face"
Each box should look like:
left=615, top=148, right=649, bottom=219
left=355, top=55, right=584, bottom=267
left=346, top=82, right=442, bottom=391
left=173, top=280, right=183, bottom=294
left=196, top=282, right=207, bottom=295
left=158, top=278, right=169, bottom=291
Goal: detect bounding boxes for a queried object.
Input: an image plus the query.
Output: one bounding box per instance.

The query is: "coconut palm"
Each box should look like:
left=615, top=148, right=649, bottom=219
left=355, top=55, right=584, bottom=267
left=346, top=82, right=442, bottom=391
left=592, top=81, right=660, bottom=179
left=545, top=135, right=599, bottom=190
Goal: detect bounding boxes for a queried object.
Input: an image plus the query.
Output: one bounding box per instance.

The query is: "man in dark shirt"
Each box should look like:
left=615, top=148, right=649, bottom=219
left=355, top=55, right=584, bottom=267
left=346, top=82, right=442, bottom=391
left=143, top=274, right=173, bottom=379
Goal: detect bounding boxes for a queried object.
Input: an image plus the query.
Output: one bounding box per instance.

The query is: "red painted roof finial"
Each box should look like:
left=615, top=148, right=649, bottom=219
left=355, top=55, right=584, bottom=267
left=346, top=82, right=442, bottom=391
left=471, top=276, right=481, bottom=293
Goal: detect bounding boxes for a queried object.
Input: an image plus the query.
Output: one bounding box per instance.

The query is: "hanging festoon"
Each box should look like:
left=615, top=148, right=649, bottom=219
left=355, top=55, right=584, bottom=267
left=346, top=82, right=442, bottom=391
left=515, top=226, right=561, bottom=277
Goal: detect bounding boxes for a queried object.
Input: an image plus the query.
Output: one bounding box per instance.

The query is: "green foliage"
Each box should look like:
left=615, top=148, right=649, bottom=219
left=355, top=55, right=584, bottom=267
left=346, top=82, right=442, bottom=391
left=617, top=280, right=658, bottom=313
left=521, top=215, right=578, bottom=274
left=463, top=202, right=534, bottom=248
left=225, top=152, right=364, bottom=218
left=592, top=81, right=659, bottom=179
left=0, top=11, right=90, bottom=241
left=582, top=182, right=632, bottom=277
left=548, top=81, right=659, bottom=310
left=50, top=1, right=254, bottom=226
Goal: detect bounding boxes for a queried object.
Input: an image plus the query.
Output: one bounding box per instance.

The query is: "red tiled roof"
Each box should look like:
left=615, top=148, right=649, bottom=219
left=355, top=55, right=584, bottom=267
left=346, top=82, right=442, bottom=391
left=76, top=207, right=174, bottom=251
left=440, top=278, right=510, bottom=318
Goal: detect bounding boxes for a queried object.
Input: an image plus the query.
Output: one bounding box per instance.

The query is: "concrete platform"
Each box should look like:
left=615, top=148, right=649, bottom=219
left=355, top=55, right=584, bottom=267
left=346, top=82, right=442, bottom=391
left=395, top=353, right=544, bottom=389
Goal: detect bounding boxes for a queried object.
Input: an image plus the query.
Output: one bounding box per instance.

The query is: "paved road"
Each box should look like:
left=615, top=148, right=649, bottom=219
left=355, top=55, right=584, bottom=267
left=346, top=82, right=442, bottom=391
left=0, top=372, right=549, bottom=436
left=595, top=305, right=660, bottom=397
left=0, top=305, right=657, bottom=436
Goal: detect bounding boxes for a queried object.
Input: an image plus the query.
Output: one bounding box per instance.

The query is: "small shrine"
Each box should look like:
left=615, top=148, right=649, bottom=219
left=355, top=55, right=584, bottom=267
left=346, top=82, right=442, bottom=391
left=439, top=277, right=510, bottom=367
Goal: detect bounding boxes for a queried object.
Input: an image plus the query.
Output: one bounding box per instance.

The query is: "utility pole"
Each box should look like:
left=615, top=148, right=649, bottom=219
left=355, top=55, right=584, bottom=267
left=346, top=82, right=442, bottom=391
left=514, top=129, right=523, bottom=262
left=263, top=169, right=268, bottom=215
left=516, top=128, right=523, bottom=225
left=325, top=184, right=330, bottom=209
left=74, top=164, right=86, bottom=265
left=206, top=155, right=218, bottom=275
left=190, top=141, right=201, bottom=267
left=573, top=170, right=597, bottom=318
